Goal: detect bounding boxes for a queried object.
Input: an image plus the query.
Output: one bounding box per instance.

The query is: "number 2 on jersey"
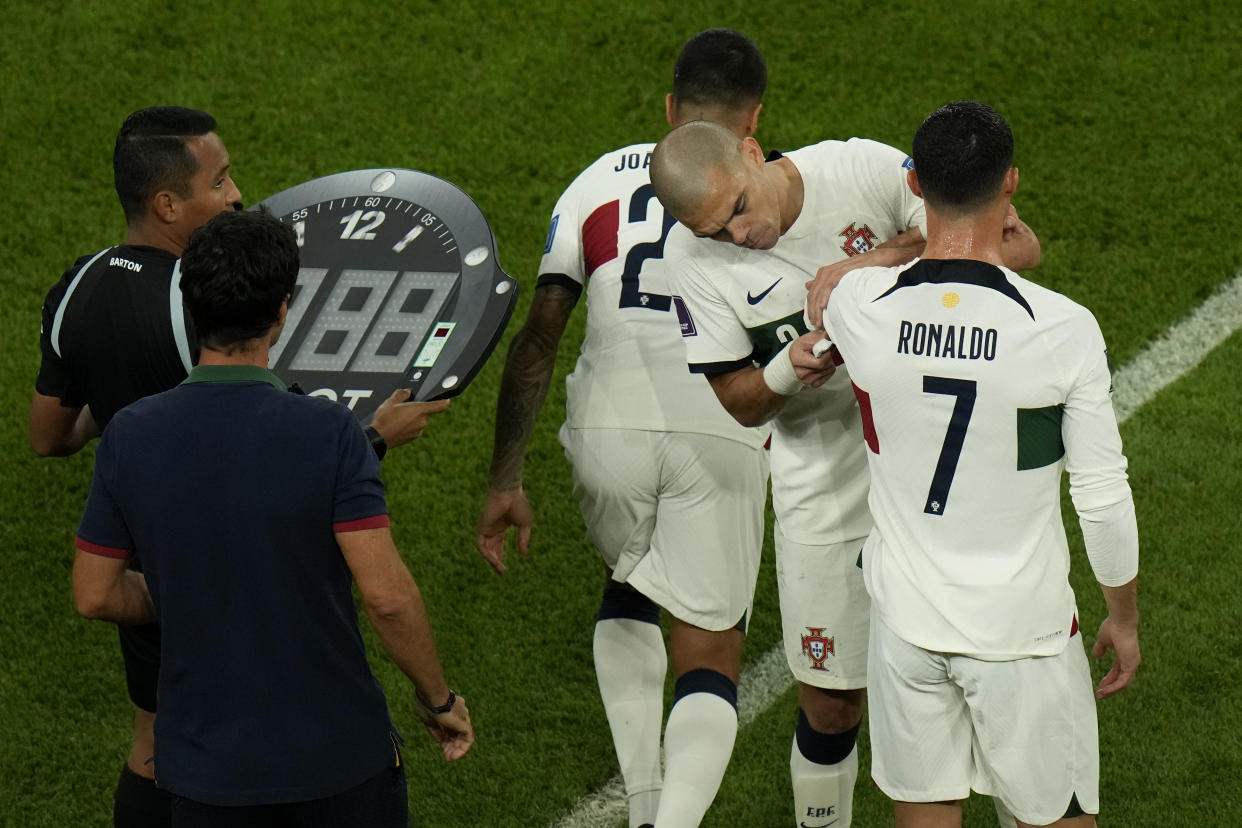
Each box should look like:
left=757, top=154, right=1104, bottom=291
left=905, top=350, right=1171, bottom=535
left=618, top=184, right=675, bottom=311
left=923, top=376, right=977, bottom=516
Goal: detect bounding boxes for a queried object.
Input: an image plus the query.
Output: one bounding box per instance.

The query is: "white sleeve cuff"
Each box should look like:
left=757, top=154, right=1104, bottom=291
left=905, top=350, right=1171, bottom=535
left=1078, top=497, right=1139, bottom=587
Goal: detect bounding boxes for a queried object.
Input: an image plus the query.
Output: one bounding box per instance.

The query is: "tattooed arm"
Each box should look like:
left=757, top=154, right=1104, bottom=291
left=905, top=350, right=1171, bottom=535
left=474, top=282, right=580, bottom=574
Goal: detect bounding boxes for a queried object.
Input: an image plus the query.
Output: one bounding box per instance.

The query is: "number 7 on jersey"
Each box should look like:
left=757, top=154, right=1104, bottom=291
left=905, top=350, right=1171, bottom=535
left=922, top=376, right=977, bottom=516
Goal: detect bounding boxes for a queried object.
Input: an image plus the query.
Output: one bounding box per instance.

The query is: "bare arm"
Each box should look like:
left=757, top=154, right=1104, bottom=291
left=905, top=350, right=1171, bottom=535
left=475, top=282, right=579, bottom=574
left=707, top=331, right=837, bottom=427
left=72, top=550, right=154, bottom=625
left=804, top=228, right=925, bottom=331
left=877, top=225, right=927, bottom=254
left=707, top=367, right=788, bottom=427
left=29, top=393, right=98, bottom=456
left=338, top=526, right=474, bottom=760
left=1092, top=576, right=1140, bottom=699
left=1000, top=204, right=1041, bottom=270
left=369, top=389, right=451, bottom=451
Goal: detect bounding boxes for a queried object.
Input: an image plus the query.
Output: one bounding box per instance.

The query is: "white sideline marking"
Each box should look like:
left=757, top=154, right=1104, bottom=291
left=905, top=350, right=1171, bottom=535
left=551, top=272, right=1242, bottom=828
left=1109, top=272, right=1242, bottom=424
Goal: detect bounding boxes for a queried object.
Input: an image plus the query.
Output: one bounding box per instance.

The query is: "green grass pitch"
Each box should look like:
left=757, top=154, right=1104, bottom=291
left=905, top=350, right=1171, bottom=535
left=1, top=1, right=1239, bottom=825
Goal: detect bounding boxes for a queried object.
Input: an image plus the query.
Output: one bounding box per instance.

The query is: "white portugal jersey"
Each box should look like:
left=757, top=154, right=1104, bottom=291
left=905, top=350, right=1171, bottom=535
left=539, top=143, right=763, bottom=447
left=666, top=138, right=926, bottom=544
left=825, top=258, right=1134, bottom=658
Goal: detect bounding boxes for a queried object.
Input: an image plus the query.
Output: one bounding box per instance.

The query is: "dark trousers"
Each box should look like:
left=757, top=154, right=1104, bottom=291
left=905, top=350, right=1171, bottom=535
left=170, top=764, right=408, bottom=828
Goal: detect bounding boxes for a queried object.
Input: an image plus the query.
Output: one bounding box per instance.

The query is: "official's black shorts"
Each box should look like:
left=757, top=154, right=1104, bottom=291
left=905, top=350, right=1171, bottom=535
left=116, top=554, right=160, bottom=712
left=169, top=763, right=409, bottom=827
left=118, top=621, right=161, bottom=713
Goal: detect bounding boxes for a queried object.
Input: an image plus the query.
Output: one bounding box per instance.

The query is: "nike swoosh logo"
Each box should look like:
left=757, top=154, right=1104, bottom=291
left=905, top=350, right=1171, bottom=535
left=800, top=821, right=839, bottom=828
left=746, top=278, right=782, bottom=305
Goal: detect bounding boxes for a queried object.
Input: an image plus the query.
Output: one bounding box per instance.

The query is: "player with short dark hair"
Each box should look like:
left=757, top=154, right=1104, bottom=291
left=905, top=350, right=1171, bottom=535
left=671, top=27, right=767, bottom=113
left=820, top=100, right=1139, bottom=828
left=72, top=208, right=474, bottom=826
left=911, top=101, right=1014, bottom=211
left=30, top=106, right=448, bottom=828
left=475, top=29, right=769, bottom=828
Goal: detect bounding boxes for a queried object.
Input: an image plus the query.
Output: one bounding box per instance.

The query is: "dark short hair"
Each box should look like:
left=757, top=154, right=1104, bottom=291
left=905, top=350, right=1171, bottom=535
left=113, top=106, right=217, bottom=221
left=673, top=28, right=767, bottom=110
left=180, top=210, right=298, bottom=350
left=912, top=101, right=1014, bottom=212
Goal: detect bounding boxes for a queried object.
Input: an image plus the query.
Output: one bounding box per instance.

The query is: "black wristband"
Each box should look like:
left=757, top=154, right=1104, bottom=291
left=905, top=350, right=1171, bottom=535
left=418, top=689, right=456, bottom=715
left=364, top=425, right=388, bottom=460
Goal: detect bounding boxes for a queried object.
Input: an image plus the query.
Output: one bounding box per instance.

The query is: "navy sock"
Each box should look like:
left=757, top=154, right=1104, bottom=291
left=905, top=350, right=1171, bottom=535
left=597, top=584, right=660, bottom=624
left=674, top=668, right=738, bottom=710
left=795, top=708, right=859, bottom=765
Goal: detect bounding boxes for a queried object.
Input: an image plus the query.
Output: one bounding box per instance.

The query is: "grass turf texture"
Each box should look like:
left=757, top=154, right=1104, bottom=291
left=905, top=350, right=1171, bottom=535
left=1, top=1, right=1239, bottom=825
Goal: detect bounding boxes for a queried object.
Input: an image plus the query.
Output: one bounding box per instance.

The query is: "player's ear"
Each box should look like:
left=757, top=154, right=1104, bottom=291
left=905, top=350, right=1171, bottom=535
left=741, top=136, right=765, bottom=165
left=907, top=168, right=923, bottom=198
left=665, top=93, right=677, bottom=127
left=1003, top=167, right=1019, bottom=197
left=151, top=190, right=179, bottom=224
left=744, top=103, right=762, bottom=138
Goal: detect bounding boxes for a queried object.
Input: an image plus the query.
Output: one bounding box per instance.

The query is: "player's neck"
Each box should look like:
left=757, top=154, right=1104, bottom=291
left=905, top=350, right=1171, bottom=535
left=773, top=157, right=803, bottom=235
left=921, top=205, right=1007, bottom=267
left=125, top=221, right=185, bottom=257
left=670, top=105, right=751, bottom=138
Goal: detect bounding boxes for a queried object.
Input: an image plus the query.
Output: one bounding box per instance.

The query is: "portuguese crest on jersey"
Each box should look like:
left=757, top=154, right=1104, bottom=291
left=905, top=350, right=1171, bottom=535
left=838, top=222, right=878, bottom=257
left=801, top=627, right=835, bottom=671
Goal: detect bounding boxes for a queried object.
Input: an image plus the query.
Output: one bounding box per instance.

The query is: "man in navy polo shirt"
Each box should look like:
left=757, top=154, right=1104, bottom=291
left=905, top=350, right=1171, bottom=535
left=32, top=106, right=451, bottom=828
left=72, top=209, right=473, bottom=826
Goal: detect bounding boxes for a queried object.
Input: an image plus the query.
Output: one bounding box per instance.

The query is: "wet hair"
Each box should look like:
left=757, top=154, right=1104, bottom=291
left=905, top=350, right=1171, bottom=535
left=912, top=101, right=1014, bottom=212
left=113, top=106, right=217, bottom=221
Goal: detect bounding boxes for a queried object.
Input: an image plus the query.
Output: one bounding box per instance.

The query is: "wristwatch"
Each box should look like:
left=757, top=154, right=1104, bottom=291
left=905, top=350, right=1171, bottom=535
left=419, top=689, right=457, bottom=715
left=363, top=425, right=388, bottom=460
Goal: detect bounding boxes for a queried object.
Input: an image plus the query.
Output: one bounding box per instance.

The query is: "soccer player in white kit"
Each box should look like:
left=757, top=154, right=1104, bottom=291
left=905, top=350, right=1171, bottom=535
left=650, top=120, right=1042, bottom=828
left=651, top=119, right=924, bottom=828
left=475, top=30, right=770, bottom=828
left=820, top=101, right=1141, bottom=828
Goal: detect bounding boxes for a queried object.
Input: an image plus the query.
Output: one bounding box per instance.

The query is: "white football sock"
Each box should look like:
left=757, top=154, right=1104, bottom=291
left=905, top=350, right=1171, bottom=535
left=654, top=689, right=738, bottom=828
left=594, top=617, right=667, bottom=828
left=791, top=738, right=858, bottom=828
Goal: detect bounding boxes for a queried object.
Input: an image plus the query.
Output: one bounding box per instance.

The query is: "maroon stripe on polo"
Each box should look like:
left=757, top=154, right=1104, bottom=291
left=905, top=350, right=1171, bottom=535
left=75, top=537, right=131, bottom=559
left=333, top=515, right=391, bottom=533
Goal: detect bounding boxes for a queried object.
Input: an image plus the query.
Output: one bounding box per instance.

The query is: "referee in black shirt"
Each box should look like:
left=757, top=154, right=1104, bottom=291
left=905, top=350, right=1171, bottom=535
left=32, top=106, right=452, bottom=828
left=30, top=106, right=243, bottom=828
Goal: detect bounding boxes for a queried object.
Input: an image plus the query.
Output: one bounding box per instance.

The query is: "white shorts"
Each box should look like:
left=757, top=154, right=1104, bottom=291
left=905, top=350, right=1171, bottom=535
left=775, top=524, right=869, bottom=689
left=559, top=425, right=767, bottom=631
left=868, top=614, right=1100, bottom=824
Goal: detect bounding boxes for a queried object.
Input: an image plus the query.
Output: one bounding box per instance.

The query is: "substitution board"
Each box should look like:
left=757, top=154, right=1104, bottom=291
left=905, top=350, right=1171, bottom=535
left=256, top=168, right=518, bottom=422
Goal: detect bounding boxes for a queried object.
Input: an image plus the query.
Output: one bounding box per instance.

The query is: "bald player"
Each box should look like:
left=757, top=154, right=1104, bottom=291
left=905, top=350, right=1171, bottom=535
left=652, top=119, right=1040, bottom=828
left=476, top=30, right=770, bottom=828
